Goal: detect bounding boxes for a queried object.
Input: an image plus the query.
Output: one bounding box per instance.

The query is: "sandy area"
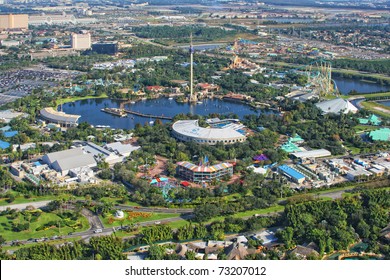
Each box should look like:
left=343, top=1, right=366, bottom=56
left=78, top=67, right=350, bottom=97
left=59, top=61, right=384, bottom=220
left=373, top=106, right=390, bottom=114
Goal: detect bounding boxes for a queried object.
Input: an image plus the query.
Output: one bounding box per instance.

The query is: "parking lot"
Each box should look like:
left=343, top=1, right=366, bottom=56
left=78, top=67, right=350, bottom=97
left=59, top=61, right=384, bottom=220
left=0, top=66, right=80, bottom=106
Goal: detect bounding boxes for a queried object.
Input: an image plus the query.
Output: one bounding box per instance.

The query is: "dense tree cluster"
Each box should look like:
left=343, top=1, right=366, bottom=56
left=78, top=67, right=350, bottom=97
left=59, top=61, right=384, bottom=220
left=10, top=236, right=126, bottom=260
left=131, top=25, right=237, bottom=43
left=277, top=189, right=390, bottom=255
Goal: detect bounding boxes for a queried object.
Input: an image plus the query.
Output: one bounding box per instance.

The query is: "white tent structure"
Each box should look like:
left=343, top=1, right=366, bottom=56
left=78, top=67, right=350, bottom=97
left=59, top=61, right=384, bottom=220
left=315, top=98, right=358, bottom=115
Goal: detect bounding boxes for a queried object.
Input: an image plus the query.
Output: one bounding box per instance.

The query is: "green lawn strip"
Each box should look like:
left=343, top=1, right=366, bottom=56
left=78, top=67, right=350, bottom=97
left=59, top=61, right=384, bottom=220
left=319, top=197, right=333, bottom=201
left=361, top=91, right=390, bottom=99
left=231, top=205, right=284, bottom=218
left=56, top=94, right=108, bottom=106
left=165, top=219, right=192, bottom=229
left=353, top=125, right=378, bottom=133
left=360, top=101, right=390, bottom=118
left=313, top=186, right=355, bottom=195
left=344, top=145, right=361, bottom=155
left=0, top=212, right=89, bottom=241
left=100, top=211, right=180, bottom=228
left=107, top=200, right=142, bottom=207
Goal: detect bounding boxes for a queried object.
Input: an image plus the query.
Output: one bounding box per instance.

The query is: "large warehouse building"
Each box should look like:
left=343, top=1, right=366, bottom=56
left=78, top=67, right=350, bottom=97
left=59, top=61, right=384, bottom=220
left=42, top=148, right=97, bottom=176
left=291, top=149, right=331, bottom=160
left=172, top=119, right=247, bottom=145
left=40, top=107, right=81, bottom=127
left=278, top=165, right=306, bottom=184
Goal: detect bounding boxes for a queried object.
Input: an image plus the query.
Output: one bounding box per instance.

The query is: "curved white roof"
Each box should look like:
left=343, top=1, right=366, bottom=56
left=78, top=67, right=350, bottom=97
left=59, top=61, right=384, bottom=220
left=172, top=120, right=245, bottom=141
left=40, top=107, right=81, bottom=124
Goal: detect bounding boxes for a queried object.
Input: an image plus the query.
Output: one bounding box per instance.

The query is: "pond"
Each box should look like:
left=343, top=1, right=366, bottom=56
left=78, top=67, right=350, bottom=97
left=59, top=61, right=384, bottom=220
left=333, top=77, right=390, bottom=95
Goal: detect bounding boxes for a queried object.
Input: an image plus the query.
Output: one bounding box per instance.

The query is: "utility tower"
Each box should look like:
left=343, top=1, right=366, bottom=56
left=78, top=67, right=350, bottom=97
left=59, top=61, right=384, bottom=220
left=189, top=33, right=197, bottom=103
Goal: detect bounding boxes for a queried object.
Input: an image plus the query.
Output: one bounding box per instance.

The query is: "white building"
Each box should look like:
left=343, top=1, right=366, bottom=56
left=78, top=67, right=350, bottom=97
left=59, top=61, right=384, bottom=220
left=172, top=119, right=247, bottom=145
left=83, top=142, right=122, bottom=165
left=316, top=98, right=358, bottom=115
left=105, top=142, right=140, bottom=157
left=71, top=33, right=91, bottom=50
left=291, top=149, right=332, bottom=159
left=42, top=148, right=97, bottom=176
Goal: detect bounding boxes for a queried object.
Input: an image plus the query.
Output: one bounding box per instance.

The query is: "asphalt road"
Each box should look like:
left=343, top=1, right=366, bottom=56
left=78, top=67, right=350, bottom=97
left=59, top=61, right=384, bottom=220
left=2, top=187, right=353, bottom=246
left=0, top=200, right=52, bottom=212
left=114, top=204, right=193, bottom=214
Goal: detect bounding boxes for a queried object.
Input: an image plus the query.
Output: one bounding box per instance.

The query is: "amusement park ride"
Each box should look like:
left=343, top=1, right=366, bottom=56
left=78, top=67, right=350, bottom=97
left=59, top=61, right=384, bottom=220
left=305, top=59, right=339, bottom=96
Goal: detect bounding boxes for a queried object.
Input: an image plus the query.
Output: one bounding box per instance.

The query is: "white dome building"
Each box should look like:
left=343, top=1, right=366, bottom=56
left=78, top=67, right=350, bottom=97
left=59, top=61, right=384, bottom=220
left=172, top=119, right=247, bottom=145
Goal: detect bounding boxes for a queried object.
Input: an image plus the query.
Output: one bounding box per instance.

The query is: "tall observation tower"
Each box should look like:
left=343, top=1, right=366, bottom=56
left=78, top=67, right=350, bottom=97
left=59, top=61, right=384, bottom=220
left=189, top=33, right=197, bottom=103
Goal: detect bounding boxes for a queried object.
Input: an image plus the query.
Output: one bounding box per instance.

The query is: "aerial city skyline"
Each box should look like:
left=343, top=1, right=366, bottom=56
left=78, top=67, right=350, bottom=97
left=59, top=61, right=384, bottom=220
left=0, top=0, right=389, bottom=268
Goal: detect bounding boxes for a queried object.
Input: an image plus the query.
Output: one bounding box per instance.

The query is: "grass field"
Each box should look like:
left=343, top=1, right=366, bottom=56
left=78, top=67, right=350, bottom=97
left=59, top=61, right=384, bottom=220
left=56, top=94, right=108, bottom=106
left=361, top=91, right=390, bottom=99
left=353, top=125, right=378, bottom=133
left=361, top=101, right=390, bottom=118
left=100, top=211, right=180, bottom=228
left=232, top=205, right=284, bottom=218
left=0, top=211, right=89, bottom=241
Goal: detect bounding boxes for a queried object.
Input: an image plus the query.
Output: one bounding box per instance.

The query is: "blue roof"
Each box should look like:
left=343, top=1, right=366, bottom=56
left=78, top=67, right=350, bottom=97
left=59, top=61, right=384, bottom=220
left=33, top=161, right=42, bottom=167
left=3, top=131, right=18, bottom=138
left=278, top=165, right=305, bottom=180
left=0, top=140, right=10, bottom=149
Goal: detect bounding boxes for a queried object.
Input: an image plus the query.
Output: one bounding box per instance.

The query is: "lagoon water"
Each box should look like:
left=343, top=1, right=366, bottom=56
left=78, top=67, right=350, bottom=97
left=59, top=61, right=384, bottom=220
left=378, top=100, right=390, bottom=107
left=62, top=97, right=262, bottom=129
left=333, top=77, right=390, bottom=94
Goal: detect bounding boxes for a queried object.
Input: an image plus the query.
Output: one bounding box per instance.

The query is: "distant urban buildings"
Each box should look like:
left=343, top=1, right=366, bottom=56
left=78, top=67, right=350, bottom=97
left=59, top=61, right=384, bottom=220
left=92, top=42, right=119, bottom=55
left=71, top=33, right=91, bottom=50
left=0, top=14, right=28, bottom=30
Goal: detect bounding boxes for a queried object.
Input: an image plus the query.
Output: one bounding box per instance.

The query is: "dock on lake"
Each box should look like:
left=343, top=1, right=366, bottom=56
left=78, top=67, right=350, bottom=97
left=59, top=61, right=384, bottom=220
left=123, top=109, right=173, bottom=120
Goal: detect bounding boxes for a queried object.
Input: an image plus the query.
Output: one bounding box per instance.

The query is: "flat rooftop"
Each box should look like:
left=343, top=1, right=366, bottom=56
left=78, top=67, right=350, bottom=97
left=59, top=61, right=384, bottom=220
left=40, top=107, right=81, bottom=124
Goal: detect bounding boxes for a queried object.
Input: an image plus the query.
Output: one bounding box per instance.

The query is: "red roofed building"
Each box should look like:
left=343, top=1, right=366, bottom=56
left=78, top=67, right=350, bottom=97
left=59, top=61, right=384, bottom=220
left=223, top=92, right=254, bottom=102
left=196, top=83, right=220, bottom=92
left=146, top=86, right=165, bottom=93
left=177, top=161, right=233, bottom=183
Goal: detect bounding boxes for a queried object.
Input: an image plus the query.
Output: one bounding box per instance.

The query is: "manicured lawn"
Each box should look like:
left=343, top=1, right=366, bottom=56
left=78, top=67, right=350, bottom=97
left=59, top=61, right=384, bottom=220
left=100, top=211, right=180, bottom=228
left=165, top=219, right=191, bottom=229
left=0, top=211, right=89, bottom=241
left=361, top=91, right=390, bottom=99
left=56, top=94, right=108, bottom=105
left=361, top=101, right=390, bottom=118
left=353, top=125, right=377, bottom=133
left=232, top=205, right=284, bottom=218
left=345, top=145, right=361, bottom=155
left=313, top=185, right=355, bottom=195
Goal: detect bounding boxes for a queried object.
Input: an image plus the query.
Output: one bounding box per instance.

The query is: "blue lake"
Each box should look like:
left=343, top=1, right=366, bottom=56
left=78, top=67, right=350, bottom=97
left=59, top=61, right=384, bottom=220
left=333, top=77, right=390, bottom=94
left=62, top=97, right=263, bottom=129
